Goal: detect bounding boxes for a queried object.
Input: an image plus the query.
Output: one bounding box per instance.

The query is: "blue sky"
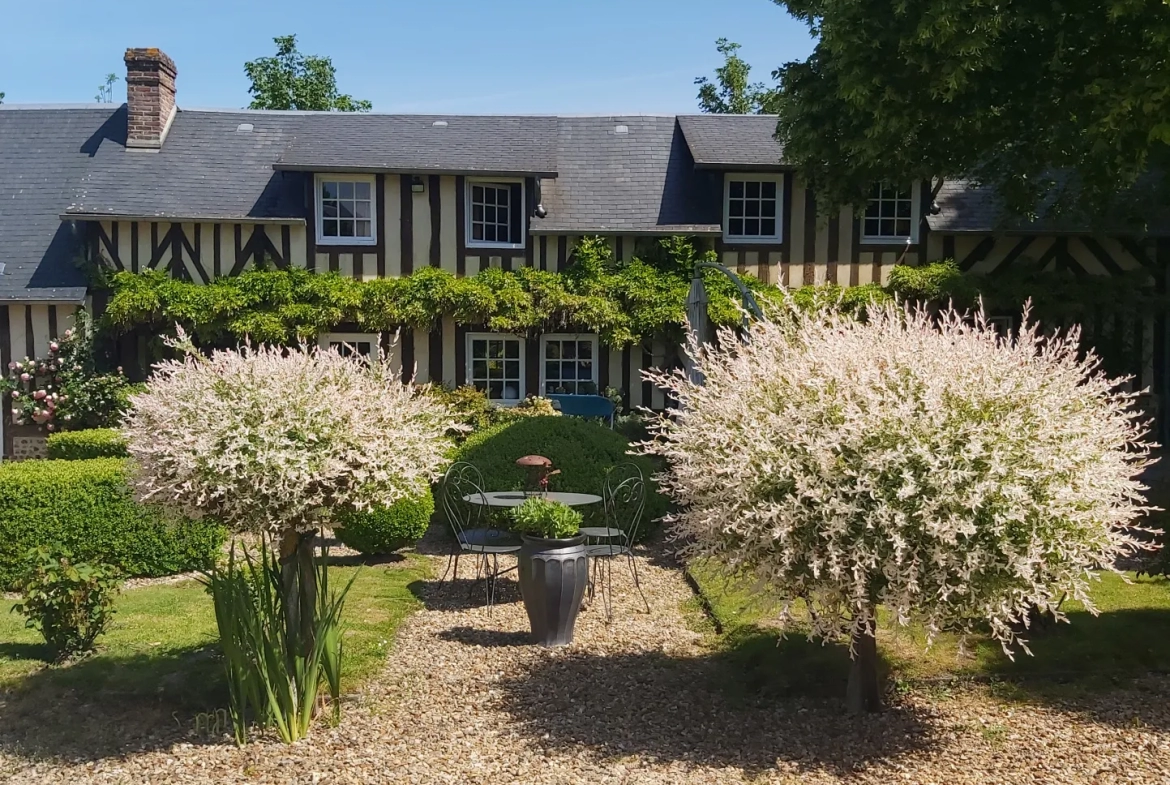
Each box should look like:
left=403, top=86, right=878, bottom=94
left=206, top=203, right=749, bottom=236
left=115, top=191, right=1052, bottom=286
left=0, top=0, right=813, bottom=113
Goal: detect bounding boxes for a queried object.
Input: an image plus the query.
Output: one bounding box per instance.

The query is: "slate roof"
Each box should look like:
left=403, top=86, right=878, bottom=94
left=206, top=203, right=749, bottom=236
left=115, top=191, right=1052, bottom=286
left=677, top=114, right=786, bottom=169
left=535, top=116, right=721, bottom=234
left=67, top=107, right=307, bottom=221
left=929, top=177, right=1170, bottom=234
left=275, top=114, right=558, bottom=177
left=0, top=106, right=103, bottom=302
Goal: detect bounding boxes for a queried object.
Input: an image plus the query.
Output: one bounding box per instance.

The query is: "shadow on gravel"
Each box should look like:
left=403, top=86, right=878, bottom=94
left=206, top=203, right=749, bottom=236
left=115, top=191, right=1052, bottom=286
left=408, top=576, right=523, bottom=612
left=438, top=626, right=533, bottom=647
left=498, top=643, right=933, bottom=778
left=0, top=645, right=223, bottom=763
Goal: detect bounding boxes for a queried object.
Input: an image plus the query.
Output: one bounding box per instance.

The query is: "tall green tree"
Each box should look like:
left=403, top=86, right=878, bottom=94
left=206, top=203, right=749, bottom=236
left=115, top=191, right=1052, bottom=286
left=245, top=35, right=372, bottom=112
left=771, top=0, right=1170, bottom=221
left=695, top=38, right=778, bottom=114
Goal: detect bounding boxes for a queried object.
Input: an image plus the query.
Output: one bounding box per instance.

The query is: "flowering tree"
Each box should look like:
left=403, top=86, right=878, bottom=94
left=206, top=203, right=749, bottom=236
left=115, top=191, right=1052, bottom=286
left=641, top=302, right=1156, bottom=712
left=124, top=336, right=455, bottom=640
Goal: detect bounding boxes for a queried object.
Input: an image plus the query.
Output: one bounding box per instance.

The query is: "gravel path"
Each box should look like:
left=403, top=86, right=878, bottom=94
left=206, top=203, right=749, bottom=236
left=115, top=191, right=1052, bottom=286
left=3, top=534, right=1170, bottom=784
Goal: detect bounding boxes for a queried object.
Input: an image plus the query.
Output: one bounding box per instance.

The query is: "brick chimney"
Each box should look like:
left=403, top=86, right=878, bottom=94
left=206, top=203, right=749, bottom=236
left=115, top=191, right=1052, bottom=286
left=124, top=48, right=177, bottom=149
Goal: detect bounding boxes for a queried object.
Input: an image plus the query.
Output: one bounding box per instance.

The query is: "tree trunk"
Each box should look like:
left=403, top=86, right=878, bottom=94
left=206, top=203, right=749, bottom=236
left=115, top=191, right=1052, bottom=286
left=846, top=624, right=882, bottom=714
left=278, top=529, right=318, bottom=659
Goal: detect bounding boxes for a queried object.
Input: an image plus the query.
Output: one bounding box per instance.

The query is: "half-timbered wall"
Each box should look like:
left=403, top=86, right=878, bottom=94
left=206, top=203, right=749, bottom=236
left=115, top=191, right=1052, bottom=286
left=78, top=172, right=1170, bottom=417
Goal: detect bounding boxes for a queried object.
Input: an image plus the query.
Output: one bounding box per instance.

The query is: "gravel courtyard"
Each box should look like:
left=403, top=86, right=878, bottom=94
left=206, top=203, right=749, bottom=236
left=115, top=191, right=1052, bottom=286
left=3, top=537, right=1169, bottom=784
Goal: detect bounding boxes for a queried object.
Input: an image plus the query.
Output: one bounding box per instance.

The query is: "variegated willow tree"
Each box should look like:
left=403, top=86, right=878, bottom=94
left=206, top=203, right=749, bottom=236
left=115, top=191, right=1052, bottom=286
left=123, top=333, right=454, bottom=666
left=642, top=302, right=1156, bottom=712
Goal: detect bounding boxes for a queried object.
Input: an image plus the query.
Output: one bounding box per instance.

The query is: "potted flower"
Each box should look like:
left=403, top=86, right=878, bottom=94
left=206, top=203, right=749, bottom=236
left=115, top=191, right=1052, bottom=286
left=511, top=498, right=588, bottom=646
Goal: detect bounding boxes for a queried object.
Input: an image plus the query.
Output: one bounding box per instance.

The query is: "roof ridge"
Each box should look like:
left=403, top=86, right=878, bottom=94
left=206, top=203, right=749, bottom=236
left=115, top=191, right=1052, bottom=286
left=0, top=103, right=115, bottom=111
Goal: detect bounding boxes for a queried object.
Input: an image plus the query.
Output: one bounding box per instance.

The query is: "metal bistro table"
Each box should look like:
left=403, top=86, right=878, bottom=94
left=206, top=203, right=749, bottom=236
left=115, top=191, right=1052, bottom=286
left=462, top=490, right=603, bottom=508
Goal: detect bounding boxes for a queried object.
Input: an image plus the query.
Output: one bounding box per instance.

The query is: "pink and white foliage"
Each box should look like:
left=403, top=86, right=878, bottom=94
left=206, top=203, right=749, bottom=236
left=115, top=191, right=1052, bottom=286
left=124, top=337, right=456, bottom=536
left=641, top=302, right=1157, bottom=655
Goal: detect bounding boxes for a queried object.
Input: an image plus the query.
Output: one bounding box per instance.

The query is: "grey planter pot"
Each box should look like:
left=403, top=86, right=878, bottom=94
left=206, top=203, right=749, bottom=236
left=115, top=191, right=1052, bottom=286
left=517, top=534, right=588, bottom=647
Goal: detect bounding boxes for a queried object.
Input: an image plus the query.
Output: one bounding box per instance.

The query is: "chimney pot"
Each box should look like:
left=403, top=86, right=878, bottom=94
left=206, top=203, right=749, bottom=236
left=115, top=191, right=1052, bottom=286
left=124, top=47, right=177, bottom=149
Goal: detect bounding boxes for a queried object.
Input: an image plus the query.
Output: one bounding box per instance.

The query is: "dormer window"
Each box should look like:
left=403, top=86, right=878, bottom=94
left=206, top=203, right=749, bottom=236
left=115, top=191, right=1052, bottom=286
left=316, top=174, right=376, bottom=246
left=862, top=182, right=921, bottom=243
left=723, top=174, right=783, bottom=243
left=466, top=179, right=525, bottom=249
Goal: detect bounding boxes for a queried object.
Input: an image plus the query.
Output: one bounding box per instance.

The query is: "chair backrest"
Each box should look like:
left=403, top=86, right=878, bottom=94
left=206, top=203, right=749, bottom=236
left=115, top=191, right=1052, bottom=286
left=547, top=394, right=615, bottom=426
left=439, top=462, right=489, bottom=540
left=602, top=462, right=646, bottom=546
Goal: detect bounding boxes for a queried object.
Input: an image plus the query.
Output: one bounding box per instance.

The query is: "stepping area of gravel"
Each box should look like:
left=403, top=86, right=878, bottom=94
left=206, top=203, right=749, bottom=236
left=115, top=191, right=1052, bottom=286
left=2, top=532, right=1169, bottom=784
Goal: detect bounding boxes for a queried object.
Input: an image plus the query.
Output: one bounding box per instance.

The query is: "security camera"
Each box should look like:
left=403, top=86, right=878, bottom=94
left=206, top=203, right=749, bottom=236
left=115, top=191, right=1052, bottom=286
left=929, top=200, right=942, bottom=216
left=534, top=204, right=548, bottom=219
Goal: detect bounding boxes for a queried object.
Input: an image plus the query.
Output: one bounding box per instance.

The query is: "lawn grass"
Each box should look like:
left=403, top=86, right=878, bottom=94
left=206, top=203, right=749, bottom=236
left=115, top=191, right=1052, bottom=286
left=688, top=559, right=1170, bottom=698
left=0, top=555, right=431, bottom=707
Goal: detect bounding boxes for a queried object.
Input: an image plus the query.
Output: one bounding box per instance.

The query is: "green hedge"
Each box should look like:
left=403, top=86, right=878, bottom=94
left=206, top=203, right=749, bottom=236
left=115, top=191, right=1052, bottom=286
left=46, top=428, right=128, bottom=460
left=452, top=416, right=666, bottom=539
left=335, top=488, right=435, bottom=555
left=0, top=458, right=227, bottom=588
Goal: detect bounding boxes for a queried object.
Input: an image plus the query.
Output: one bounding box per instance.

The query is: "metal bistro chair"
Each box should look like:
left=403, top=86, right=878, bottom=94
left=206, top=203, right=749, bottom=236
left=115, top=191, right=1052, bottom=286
left=438, top=462, right=520, bottom=614
left=581, top=462, right=650, bottom=620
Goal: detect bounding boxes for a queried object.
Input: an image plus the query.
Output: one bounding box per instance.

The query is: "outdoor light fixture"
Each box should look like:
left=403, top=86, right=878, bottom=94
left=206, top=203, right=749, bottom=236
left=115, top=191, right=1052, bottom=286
left=411, top=176, right=425, bottom=193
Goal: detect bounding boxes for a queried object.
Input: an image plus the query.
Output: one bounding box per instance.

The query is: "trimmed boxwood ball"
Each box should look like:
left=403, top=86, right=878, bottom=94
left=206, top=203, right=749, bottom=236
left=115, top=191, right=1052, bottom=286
left=46, top=428, right=129, bottom=460
left=0, top=458, right=227, bottom=589
left=335, top=488, right=435, bottom=555
left=453, top=416, right=666, bottom=540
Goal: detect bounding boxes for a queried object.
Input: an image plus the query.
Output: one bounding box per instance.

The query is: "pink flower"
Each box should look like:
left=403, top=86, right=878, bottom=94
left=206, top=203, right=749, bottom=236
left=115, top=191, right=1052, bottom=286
left=33, top=390, right=45, bottom=401
left=64, top=329, right=73, bottom=338
left=19, top=373, right=29, bottom=382
left=6, top=363, right=14, bottom=371
left=46, top=424, right=54, bottom=432
left=10, top=391, right=17, bottom=399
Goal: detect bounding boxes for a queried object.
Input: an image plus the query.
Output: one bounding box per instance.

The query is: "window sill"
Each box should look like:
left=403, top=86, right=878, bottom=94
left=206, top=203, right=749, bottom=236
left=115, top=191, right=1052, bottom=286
left=860, top=236, right=916, bottom=245
left=317, top=236, right=377, bottom=247
left=467, top=242, right=526, bottom=251
left=722, top=235, right=783, bottom=245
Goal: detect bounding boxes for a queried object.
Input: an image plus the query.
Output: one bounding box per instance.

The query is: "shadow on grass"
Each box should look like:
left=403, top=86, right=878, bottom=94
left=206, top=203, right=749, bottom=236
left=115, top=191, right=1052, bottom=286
left=497, top=636, right=930, bottom=778
left=0, top=643, right=225, bottom=763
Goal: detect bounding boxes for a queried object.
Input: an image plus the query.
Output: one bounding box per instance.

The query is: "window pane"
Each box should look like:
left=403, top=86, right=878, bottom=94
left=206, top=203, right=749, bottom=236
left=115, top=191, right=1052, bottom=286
left=545, top=361, right=558, bottom=379
left=729, top=180, right=744, bottom=198
left=896, top=219, right=911, bottom=236
left=484, top=224, right=496, bottom=242
left=356, top=221, right=371, bottom=237
left=761, top=219, right=776, bottom=236
left=321, top=182, right=338, bottom=199
left=355, top=202, right=371, bottom=219
left=472, top=185, right=483, bottom=202
left=472, top=204, right=483, bottom=221
left=472, top=340, right=487, bottom=359
left=746, top=181, right=760, bottom=198
left=485, top=206, right=496, bottom=223
left=880, top=200, right=895, bottom=218
left=729, top=200, right=744, bottom=217
left=865, top=218, right=880, bottom=236
left=545, top=341, right=560, bottom=360
left=473, top=224, right=484, bottom=241
left=338, top=201, right=354, bottom=218
left=338, top=181, right=354, bottom=199
left=322, top=202, right=338, bottom=219
left=354, top=182, right=371, bottom=199
left=562, top=341, right=576, bottom=359
left=505, top=340, right=520, bottom=359
left=896, top=200, right=912, bottom=218
left=503, top=382, right=520, bottom=401
left=473, top=360, right=487, bottom=378
left=762, top=200, right=776, bottom=217
left=881, top=219, right=895, bottom=236
left=578, top=341, right=592, bottom=359
left=745, top=219, right=759, bottom=235
left=762, top=181, right=777, bottom=199
left=497, top=187, right=509, bottom=207
left=489, top=381, right=504, bottom=399
left=729, top=218, right=743, bottom=236
left=745, top=201, right=759, bottom=217
left=483, top=188, right=496, bottom=205
left=340, top=221, right=354, bottom=237
left=323, top=220, right=338, bottom=237
left=865, top=202, right=880, bottom=218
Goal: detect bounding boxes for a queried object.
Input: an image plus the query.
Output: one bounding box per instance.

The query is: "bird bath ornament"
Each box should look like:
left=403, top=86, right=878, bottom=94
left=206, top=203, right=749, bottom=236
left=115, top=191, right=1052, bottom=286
left=516, top=455, right=560, bottom=495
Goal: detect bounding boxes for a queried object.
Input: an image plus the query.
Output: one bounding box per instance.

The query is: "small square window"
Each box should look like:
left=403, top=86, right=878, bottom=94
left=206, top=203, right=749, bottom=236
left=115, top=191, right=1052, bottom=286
left=540, top=335, right=598, bottom=396
left=468, top=334, right=525, bottom=404
left=316, top=175, right=376, bottom=246
left=467, top=180, right=524, bottom=248
left=862, top=183, right=918, bottom=242
left=724, top=175, right=783, bottom=243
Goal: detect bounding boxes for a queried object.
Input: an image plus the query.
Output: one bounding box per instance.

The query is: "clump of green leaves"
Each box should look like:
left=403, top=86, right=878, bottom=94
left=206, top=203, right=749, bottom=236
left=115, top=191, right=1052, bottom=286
left=510, top=498, right=584, bottom=540
left=12, top=546, right=121, bottom=661
left=202, top=541, right=356, bottom=745
left=245, top=34, right=371, bottom=112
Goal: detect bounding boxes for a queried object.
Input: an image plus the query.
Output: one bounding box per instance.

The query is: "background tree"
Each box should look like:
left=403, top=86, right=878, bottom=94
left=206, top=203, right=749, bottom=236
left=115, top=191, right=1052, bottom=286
left=95, top=73, right=118, bottom=104
left=245, top=34, right=372, bottom=112
left=694, top=38, right=778, bottom=114
left=0, top=92, right=5, bottom=105
left=642, top=303, right=1154, bottom=712
left=770, top=0, right=1170, bottom=220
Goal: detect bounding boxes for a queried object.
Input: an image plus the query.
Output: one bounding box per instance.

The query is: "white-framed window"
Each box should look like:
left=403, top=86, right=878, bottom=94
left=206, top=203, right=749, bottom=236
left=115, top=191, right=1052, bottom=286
left=316, top=174, right=376, bottom=246
left=467, top=333, right=525, bottom=405
left=862, top=182, right=921, bottom=243
left=319, top=332, right=380, bottom=358
left=466, top=179, right=525, bottom=249
left=724, top=174, right=783, bottom=243
left=540, top=334, right=599, bottom=396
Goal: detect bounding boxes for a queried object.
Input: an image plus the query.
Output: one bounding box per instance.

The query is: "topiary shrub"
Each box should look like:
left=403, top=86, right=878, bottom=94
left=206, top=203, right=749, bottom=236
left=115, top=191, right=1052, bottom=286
left=0, top=458, right=227, bottom=589
left=453, top=416, right=666, bottom=538
left=335, top=488, right=435, bottom=555
left=46, top=428, right=128, bottom=460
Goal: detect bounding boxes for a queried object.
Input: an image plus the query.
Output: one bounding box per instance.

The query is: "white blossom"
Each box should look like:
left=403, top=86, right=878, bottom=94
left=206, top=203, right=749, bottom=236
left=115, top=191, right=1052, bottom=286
left=124, top=339, right=457, bottom=536
left=640, top=301, right=1157, bottom=656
